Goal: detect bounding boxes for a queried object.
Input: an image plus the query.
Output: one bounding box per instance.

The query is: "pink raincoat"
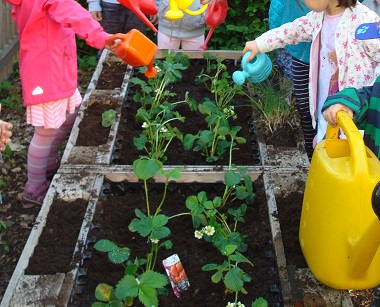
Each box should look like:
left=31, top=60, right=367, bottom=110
left=4, top=0, right=109, bottom=105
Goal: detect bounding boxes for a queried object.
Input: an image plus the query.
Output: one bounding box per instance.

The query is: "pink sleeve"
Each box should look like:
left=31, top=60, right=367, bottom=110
left=44, top=0, right=109, bottom=50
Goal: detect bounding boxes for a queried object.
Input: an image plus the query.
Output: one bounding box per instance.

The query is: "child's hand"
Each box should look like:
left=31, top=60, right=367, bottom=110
left=0, top=120, right=13, bottom=152
left=150, top=15, right=158, bottom=25
left=0, top=104, right=12, bottom=152
left=90, top=11, right=102, bottom=22
left=242, top=40, right=260, bottom=61
left=105, top=35, right=123, bottom=50
left=322, top=103, right=354, bottom=127
left=200, top=0, right=211, bottom=4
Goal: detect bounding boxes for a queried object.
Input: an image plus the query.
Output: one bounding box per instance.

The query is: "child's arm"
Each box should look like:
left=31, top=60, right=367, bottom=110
left=46, top=0, right=110, bottom=50
left=322, top=104, right=354, bottom=127
left=242, top=40, right=260, bottom=62
left=87, top=0, right=102, bottom=21
left=322, top=85, right=373, bottom=127
left=241, top=12, right=314, bottom=62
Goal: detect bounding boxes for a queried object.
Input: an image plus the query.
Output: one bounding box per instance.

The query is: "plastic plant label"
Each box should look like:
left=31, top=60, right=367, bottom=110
left=162, top=254, right=189, bottom=298
left=355, top=22, right=380, bottom=40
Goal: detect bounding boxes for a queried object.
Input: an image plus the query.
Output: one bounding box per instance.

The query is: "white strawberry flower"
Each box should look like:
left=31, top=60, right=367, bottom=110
left=194, top=230, right=203, bottom=239
left=204, top=225, right=215, bottom=236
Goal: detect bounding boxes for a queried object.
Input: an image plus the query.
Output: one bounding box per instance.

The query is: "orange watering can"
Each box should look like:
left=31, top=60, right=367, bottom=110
left=108, top=30, right=158, bottom=78
left=299, top=111, right=380, bottom=290
left=117, top=0, right=158, bottom=33
left=200, top=0, right=228, bottom=50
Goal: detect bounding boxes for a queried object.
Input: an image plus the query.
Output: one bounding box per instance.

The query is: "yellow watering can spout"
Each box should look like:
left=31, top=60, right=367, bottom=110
left=300, top=111, right=380, bottom=290
left=348, top=218, right=380, bottom=277
left=166, top=0, right=208, bottom=21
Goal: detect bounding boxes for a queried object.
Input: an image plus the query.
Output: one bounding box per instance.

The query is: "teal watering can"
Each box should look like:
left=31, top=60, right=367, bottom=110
left=232, top=52, right=272, bottom=85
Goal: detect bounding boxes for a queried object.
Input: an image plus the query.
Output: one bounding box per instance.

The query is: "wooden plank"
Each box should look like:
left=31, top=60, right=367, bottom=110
left=0, top=1, right=19, bottom=82
left=0, top=35, right=19, bottom=83
left=263, top=173, right=293, bottom=306
left=57, top=164, right=264, bottom=183
left=155, top=49, right=243, bottom=61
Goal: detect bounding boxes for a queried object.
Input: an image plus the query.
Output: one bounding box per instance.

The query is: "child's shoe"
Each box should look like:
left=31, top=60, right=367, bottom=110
left=46, top=166, right=59, bottom=181
left=23, top=181, right=51, bottom=205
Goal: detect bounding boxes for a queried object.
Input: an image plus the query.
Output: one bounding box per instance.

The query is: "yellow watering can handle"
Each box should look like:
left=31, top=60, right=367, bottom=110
left=325, top=121, right=340, bottom=140
left=183, top=3, right=208, bottom=16
left=326, top=111, right=369, bottom=176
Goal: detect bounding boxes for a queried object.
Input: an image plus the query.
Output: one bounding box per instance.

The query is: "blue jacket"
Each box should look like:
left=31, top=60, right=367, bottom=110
left=269, top=0, right=311, bottom=63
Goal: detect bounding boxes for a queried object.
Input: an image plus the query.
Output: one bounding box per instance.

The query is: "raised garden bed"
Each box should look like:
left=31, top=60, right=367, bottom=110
left=70, top=179, right=282, bottom=306
left=61, top=51, right=130, bottom=165
left=0, top=50, right=358, bottom=307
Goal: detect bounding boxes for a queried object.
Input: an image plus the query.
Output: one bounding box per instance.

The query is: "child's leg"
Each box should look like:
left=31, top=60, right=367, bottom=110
left=291, top=56, right=316, bottom=160
left=157, top=31, right=181, bottom=50
left=46, top=107, right=79, bottom=173
left=100, top=1, right=125, bottom=34
left=97, top=1, right=124, bottom=58
left=123, top=7, right=147, bottom=34
left=180, top=35, right=205, bottom=50
left=25, top=126, right=58, bottom=192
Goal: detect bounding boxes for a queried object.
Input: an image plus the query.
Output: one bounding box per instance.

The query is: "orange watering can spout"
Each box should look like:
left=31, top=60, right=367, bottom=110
left=145, top=58, right=157, bottom=79
left=108, top=30, right=158, bottom=78
left=200, top=0, right=228, bottom=50
left=117, top=0, right=158, bottom=33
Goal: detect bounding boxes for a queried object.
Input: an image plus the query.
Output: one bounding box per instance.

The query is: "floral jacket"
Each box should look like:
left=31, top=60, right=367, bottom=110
left=269, top=0, right=311, bottom=63
left=255, top=3, right=380, bottom=128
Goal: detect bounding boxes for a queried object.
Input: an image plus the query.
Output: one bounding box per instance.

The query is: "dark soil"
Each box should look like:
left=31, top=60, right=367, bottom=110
left=118, top=61, right=258, bottom=166
left=117, top=96, right=258, bottom=166
left=0, top=56, right=374, bottom=307
left=276, top=191, right=308, bottom=269
left=73, top=59, right=298, bottom=166
left=76, top=103, right=113, bottom=147
left=25, top=199, right=88, bottom=275
left=97, top=61, right=129, bottom=90
left=24, top=178, right=283, bottom=306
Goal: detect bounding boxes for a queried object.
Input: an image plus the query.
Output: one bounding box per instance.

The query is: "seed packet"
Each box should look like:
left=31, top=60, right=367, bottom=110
left=162, top=254, right=189, bottom=298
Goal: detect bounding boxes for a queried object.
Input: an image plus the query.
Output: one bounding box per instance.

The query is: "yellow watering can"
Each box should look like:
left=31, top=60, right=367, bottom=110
left=165, top=0, right=209, bottom=21
left=299, top=111, right=380, bottom=290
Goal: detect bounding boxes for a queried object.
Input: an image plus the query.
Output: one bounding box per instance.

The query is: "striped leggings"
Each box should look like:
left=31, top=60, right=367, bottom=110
left=291, top=56, right=316, bottom=160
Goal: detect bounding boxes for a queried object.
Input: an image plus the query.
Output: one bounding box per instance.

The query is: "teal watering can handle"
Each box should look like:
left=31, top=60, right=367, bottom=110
left=326, top=111, right=369, bottom=176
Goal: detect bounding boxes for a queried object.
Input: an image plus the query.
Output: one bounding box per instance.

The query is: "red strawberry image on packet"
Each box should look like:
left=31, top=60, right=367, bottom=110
left=162, top=254, right=190, bottom=298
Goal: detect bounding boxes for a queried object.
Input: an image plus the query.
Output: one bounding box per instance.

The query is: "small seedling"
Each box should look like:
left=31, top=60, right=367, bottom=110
left=101, top=109, right=116, bottom=128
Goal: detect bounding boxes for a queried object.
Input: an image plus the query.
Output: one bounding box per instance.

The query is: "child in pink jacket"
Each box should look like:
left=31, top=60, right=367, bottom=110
left=4, top=0, right=119, bottom=205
